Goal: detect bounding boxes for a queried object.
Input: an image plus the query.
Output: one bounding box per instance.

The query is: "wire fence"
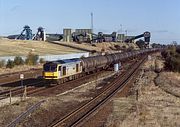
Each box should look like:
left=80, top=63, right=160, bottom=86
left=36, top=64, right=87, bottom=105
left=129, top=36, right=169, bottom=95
left=7, top=100, right=46, bottom=127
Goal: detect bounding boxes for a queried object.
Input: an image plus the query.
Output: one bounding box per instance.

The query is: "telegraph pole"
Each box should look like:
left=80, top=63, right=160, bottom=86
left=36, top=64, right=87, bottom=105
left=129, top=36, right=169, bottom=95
left=120, top=24, right=122, bottom=34
left=91, top=12, right=93, bottom=33
left=125, top=30, right=128, bottom=36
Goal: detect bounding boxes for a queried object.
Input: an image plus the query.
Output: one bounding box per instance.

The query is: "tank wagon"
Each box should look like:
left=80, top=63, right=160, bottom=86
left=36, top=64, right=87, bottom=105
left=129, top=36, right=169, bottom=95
left=43, top=48, right=161, bottom=84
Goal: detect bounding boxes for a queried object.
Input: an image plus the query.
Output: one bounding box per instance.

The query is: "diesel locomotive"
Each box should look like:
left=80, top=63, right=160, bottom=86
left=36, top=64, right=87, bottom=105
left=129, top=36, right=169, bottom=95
left=43, top=48, right=161, bottom=84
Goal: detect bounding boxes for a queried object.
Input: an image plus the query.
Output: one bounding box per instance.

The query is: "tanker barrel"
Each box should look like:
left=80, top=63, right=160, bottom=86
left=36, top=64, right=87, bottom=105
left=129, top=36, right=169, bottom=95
left=81, top=48, right=161, bottom=71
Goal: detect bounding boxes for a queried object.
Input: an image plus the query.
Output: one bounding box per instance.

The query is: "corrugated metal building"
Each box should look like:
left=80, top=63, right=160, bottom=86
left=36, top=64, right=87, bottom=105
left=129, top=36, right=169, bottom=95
left=117, top=34, right=125, bottom=42
left=63, top=29, right=72, bottom=42
left=75, top=29, right=92, bottom=42
left=117, top=34, right=135, bottom=43
left=75, top=29, right=92, bottom=34
left=63, top=29, right=92, bottom=42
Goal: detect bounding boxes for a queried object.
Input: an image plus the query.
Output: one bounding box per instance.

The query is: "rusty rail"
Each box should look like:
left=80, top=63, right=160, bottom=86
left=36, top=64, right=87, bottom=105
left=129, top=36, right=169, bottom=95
left=0, top=81, right=45, bottom=100
left=7, top=100, right=46, bottom=127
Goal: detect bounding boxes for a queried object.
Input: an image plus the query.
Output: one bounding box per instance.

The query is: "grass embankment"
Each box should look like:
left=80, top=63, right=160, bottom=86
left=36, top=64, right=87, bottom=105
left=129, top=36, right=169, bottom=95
left=0, top=38, right=84, bottom=56
left=105, top=53, right=180, bottom=127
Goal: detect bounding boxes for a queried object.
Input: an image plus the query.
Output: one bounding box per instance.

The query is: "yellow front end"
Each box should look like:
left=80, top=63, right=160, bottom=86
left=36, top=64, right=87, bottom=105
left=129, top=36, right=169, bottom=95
left=43, top=71, right=58, bottom=79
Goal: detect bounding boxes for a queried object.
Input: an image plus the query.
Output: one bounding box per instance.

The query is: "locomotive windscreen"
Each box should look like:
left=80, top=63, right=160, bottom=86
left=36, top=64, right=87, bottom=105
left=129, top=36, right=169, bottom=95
left=43, top=64, right=57, bottom=72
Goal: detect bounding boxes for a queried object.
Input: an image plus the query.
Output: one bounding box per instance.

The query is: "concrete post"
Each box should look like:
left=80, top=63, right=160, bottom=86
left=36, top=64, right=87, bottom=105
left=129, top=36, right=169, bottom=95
left=114, top=63, right=119, bottom=72
left=43, top=31, right=46, bottom=41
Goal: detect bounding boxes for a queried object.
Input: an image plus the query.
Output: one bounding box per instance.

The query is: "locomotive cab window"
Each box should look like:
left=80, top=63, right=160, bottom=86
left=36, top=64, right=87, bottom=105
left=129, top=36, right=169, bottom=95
left=63, top=66, right=66, bottom=75
left=76, top=64, right=79, bottom=72
left=43, top=64, right=57, bottom=72
left=58, top=66, right=61, bottom=71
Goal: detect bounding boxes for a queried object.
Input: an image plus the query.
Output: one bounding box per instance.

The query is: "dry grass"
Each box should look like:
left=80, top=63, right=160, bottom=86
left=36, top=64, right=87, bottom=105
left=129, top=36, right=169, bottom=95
left=0, top=38, right=84, bottom=56
left=0, top=97, right=40, bottom=127
left=155, top=72, right=180, bottom=97
left=0, top=38, right=138, bottom=56
left=0, top=64, right=42, bottom=75
left=106, top=54, right=180, bottom=127
left=58, top=41, right=138, bottom=53
left=0, top=70, right=115, bottom=127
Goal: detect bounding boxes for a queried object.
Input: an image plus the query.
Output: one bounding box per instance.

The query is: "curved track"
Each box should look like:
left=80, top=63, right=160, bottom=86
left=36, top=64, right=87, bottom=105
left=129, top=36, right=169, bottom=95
left=50, top=56, right=147, bottom=127
left=0, top=59, right=136, bottom=101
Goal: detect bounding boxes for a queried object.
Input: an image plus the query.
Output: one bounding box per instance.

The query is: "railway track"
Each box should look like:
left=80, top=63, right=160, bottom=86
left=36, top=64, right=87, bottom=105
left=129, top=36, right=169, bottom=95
left=28, top=70, right=109, bottom=96
left=3, top=58, right=141, bottom=127
left=29, top=59, right=136, bottom=97
left=0, top=81, right=46, bottom=100
left=0, top=68, right=42, bottom=86
left=50, top=56, right=147, bottom=127
left=0, top=68, right=41, bottom=77
left=0, top=69, right=113, bottom=100
left=0, top=59, right=135, bottom=101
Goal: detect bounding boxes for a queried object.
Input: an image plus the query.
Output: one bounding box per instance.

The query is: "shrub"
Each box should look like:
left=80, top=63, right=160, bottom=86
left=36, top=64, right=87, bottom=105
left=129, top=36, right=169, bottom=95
left=0, top=60, right=5, bottom=68
left=14, top=56, right=24, bottom=65
left=39, top=58, right=45, bottom=64
left=169, top=57, right=180, bottom=72
left=176, top=47, right=180, bottom=54
left=25, top=52, right=39, bottom=65
left=91, top=50, right=96, bottom=54
left=80, top=55, right=85, bottom=58
left=91, top=44, right=96, bottom=47
left=161, top=50, right=169, bottom=59
left=101, top=48, right=105, bottom=52
left=122, top=45, right=126, bottom=49
left=6, top=59, right=15, bottom=68
left=114, top=45, right=121, bottom=50
left=127, top=46, right=134, bottom=52
left=162, top=47, right=180, bottom=72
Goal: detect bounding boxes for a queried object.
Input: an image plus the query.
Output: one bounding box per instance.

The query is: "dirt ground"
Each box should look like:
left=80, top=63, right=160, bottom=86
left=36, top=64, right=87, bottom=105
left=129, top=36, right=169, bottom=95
left=155, top=72, right=180, bottom=97
left=105, top=53, right=180, bottom=127
left=0, top=97, right=41, bottom=127
left=0, top=70, right=116, bottom=127
left=55, top=41, right=139, bottom=53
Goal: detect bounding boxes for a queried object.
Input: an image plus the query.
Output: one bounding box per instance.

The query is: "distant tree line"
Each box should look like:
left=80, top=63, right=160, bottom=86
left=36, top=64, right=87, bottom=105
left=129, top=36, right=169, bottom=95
left=0, top=52, right=45, bottom=69
left=151, top=43, right=167, bottom=48
left=161, top=46, right=180, bottom=72
left=136, top=39, right=147, bottom=49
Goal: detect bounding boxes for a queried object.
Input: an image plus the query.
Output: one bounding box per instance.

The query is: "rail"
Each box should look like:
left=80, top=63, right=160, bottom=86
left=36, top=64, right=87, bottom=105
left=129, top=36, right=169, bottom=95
left=7, top=100, right=46, bottom=127
left=0, top=81, right=45, bottom=100
left=0, top=68, right=42, bottom=78
left=50, top=56, right=147, bottom=127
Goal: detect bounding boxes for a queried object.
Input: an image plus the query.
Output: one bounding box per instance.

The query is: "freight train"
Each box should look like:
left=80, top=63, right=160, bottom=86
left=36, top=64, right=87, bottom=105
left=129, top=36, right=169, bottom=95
left=43, top=48, right=161, bottom=84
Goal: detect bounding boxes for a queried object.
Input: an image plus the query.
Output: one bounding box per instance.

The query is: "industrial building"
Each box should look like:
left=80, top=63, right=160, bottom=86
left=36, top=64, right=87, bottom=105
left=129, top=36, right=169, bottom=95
left=7, top=25, right=150, bottom=46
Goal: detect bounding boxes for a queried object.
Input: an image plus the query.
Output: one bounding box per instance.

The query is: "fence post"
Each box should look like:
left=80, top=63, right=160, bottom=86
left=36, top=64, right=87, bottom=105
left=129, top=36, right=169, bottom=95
left=23, top=85, right=27, bottom=100
left=10, top=90, right=12, bottom=105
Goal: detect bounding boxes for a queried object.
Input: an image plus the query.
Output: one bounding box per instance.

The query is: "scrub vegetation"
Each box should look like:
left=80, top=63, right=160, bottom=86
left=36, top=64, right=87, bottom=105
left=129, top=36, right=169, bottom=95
left=1, top=52, right=40, bottom=69
left=161, top=46, right=180, bottom=72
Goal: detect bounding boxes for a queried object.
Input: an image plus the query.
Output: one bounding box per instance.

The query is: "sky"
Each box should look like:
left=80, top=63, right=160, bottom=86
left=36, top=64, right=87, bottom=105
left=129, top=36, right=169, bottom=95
left=0, top=0, right=180, bottom=44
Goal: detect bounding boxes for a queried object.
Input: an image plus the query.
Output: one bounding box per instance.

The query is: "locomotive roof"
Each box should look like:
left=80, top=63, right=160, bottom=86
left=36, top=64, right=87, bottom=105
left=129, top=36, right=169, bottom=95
left=46, top=58, right=80, bottom=64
